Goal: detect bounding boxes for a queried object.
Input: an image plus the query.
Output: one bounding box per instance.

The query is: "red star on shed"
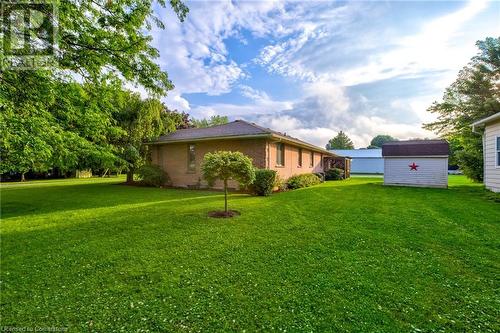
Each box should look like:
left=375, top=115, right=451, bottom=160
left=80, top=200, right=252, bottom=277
left=409, top=162, right=419, bottom=171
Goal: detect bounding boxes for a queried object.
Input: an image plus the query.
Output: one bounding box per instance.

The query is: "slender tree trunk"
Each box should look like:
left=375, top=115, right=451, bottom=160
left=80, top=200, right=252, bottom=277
left=126, top=170, right=134, bottom=183
left=21, top=172, right=26, bottom=182
left=224, top=179, right=228, bottom=213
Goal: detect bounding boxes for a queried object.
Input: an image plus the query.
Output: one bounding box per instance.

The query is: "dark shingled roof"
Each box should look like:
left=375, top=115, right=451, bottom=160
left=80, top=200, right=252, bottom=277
left=154, top=120, right=269, bottom=142
left=382, top=140, right=449, bottom=157
left=150, top=120, right=334, bottom=155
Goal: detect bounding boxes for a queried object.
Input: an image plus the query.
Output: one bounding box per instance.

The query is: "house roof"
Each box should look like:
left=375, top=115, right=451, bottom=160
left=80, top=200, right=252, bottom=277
left=471, top=112, right=500, bottom=130
left=330, top=149, right=382, bottom=158
left=149, top=120, right=335, bottom=155
left=382, top=140, right=449, bottom=157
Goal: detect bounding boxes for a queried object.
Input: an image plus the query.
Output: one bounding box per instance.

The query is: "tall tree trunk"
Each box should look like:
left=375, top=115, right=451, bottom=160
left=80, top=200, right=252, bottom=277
left=224, top=179, right=228, bottom=213
left=21, top=172, right=26, bottom=182
left=126, top=170, right=134, bottom=183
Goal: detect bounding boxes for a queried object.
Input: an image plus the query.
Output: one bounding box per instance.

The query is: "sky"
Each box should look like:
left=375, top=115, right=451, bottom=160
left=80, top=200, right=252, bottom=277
left=149, top=0, right=500, bottom=148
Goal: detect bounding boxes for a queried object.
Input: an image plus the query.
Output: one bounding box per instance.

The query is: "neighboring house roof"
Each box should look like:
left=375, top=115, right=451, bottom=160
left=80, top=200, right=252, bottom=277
left=382, top=140, right=449, bottom=157
left=148, top=120, right=335, bottom=155
left=331, top=149, right=382, bottom=159
left=471, top=112, right=500, bottom=131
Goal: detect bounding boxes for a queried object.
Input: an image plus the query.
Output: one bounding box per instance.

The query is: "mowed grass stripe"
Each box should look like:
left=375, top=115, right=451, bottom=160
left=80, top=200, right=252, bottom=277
left=1, top=176, right=498, bottom=332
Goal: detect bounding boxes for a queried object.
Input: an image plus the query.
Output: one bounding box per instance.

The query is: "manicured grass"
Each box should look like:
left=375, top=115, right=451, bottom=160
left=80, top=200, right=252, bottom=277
left=1, top=176, right=499, bottom=332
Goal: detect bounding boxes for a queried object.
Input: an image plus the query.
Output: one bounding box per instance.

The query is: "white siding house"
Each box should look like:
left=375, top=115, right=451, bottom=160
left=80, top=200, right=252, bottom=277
left=382, top=140, right=449, bottom=188
left=331, top=149, right=383, bottom=174
left=472, top=112, right=500, bottom=192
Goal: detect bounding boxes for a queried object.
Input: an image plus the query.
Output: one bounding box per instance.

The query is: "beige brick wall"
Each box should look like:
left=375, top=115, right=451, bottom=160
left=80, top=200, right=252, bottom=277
left=267, top=141, right=324, bottom=180
left=150, top=138, right=325, bottom=189
left=151, top=138, right=267, bottom=189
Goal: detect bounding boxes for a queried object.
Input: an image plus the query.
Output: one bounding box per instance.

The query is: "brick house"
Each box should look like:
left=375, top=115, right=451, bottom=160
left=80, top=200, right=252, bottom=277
left=147, top=120, right=340, bottom=188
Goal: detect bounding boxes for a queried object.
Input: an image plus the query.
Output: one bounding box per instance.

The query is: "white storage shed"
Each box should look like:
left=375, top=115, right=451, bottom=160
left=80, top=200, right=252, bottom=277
left=382, top=140, right=449, bottom=188
left=330, top=149, right=383, bottom=174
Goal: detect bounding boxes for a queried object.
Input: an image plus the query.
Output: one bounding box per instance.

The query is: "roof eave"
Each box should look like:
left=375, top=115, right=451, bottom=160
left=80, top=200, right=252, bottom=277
left=145, top=133, right=272, bottom=145
left=270, top=134, right=336, bottom=156
left=471, top=112, right=500, bottom=129
left=145, top=130, right=337, bottom=157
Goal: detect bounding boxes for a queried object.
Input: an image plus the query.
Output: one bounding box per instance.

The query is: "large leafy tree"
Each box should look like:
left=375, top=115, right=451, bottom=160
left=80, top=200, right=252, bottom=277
left=192, top=115, right=229, bottom=128
left=0, top=74, right=126, bottom=180
left=0, top=103, right=54, bottom=181
left=55, top=0, right=187, bottom=95
left=325, top=131, right=355, bottom=150
left=113, top=91, right=177, bottom=183
left=164, top=110, right=193, bottom=130
left=0, top=0, right=189, bottom=179
left=424, top=37, right=500, bottom=181
left=1, top=0, right=189, bottom=96
left=201, top=151, right=255, bottom=215
left=1, top=0, right=188, bottom=95
left=369, top=135, right=398, bottom=148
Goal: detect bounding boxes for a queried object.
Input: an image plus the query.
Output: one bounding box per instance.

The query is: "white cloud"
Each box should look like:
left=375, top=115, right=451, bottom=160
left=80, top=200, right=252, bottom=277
left=256, top=113, right=436, bottom=148
left=164, top=93, right=191, bottom=111
left=333, top=0, right=494, bottom=86
left=195, top=81, right=435, bottom=147
left=189, top=93, right=293, bottom=120
left=147, top=0, right=496, bottom=146
left=267, top=80, right=436, bottom=147
left=255, top=2, right=356, bottom=82
left=239, top=85, right=270, bottom=102
left=151, top=0, right=291, bottom=103
left=254, top=0, right=497, bottom=89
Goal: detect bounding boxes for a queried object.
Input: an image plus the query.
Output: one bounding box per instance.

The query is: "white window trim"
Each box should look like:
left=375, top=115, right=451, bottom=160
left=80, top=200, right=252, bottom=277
left=276, top=143, right=285, bottom=167
left=496, top=135, right=500, bottom=168
left=187, top=143, right=196, bottom=173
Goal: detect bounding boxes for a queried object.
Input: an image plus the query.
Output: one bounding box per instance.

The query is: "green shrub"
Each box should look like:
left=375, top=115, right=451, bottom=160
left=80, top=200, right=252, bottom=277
left=314, top=172, right=325, bottom=182
left=274, top=175, right=288, bottom=192
left=325, top=168, right=344, bottom=181
left=252, top=169, right=277, bottom=196
left=286, top=173, right=321, bottom=190
left=137, top=165, right=170, bottom=187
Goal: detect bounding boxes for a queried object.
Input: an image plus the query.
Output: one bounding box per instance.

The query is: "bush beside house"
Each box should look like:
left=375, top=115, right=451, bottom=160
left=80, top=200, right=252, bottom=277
left=286, top=174, right=321, bottom=189
left=325, top=168, right=345, bottom=180
left=252, top=169, right=277, bottom=196
left=137, top=165, right=170, bottom=187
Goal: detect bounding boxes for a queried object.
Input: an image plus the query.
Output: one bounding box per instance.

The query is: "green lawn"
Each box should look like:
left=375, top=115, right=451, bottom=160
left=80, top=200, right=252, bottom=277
left=1, top=176, right=499, bottom=332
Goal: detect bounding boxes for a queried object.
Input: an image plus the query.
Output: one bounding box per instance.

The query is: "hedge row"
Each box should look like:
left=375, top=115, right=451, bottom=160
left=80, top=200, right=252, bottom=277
left=138, top=165, right=338, bottom=194
left=286, top=173, right=322, bottom=190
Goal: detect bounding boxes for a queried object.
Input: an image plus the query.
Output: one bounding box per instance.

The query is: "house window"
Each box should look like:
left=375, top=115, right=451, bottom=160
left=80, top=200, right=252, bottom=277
left=497, top=136, right=500, bottom=167
left=309, top=151, right=314, bottom=167
left=298, top=148, right=303, bottom=167
left=157, top=146, right=163, bottom=167
left=187, top=144, right=196, bottom=172
left=276, top=143, right=285, bottom=166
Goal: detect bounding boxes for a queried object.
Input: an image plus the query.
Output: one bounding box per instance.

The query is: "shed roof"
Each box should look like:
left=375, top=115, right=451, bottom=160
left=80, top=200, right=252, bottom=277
left=331, top=149, right=382, bottom=158
left=149, top=120, right=335, bottom=155
left=382, top=140, right=449, bottom=157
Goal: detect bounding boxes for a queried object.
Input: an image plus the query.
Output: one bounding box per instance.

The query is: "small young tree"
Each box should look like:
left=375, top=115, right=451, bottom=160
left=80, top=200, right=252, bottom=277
left=201, top=151, right=255, bottom=215
left=325, top=131, right=355, bottom=150
left=369, top=134, right=398, bottom=148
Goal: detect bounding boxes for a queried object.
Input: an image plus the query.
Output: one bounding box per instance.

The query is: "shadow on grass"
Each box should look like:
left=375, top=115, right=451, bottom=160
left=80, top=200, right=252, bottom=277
left=1, top=182, right=232, bottom=219
left=2, top=176, right=497, bottom=222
